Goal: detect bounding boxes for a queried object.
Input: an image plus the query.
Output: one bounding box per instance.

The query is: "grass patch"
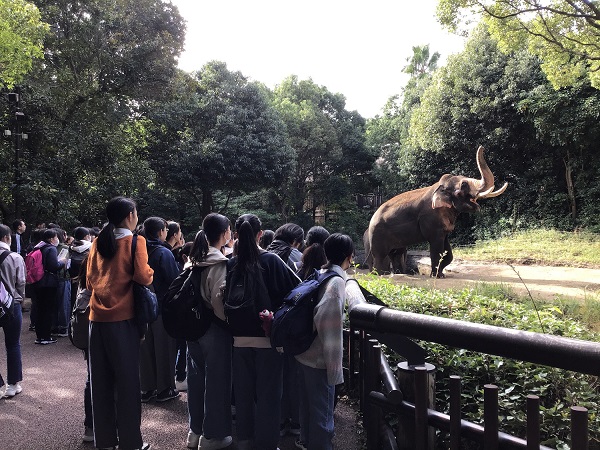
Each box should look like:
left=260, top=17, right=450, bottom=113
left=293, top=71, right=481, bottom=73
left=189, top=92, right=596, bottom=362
left=355, top=273, right=600, bottom=448
left=454, top=229, right=600, bottom=268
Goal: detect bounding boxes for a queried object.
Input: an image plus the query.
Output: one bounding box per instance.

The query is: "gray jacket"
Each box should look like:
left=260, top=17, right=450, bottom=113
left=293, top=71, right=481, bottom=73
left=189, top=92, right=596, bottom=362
left=0, top=242, right=26, bottom=303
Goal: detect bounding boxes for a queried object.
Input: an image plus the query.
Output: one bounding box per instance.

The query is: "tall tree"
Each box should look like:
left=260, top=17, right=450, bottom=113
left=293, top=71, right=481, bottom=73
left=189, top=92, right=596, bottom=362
left=146, top=62, right=294, bottom=218
left=271, top=76, right=373, bottom=226
left=437, top=0, right=600, bottom=89
left=0, top=0, right=47, bottom=87
left=402, top=44, right=441, bottom=78
left=3, top=0, right=186, bottom=225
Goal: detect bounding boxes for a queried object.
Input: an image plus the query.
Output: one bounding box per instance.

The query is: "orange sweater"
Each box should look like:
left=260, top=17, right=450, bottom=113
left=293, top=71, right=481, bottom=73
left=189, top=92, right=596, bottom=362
left=87, top=235, right=154, bottom=322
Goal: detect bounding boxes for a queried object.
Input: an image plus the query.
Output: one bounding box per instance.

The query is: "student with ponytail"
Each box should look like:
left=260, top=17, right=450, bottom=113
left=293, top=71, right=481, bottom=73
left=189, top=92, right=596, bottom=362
left=184, top=213, right=233, bottom=450
left=225, top=214, right=300, bottom=450
left=86, top=197, right=154, bottom=450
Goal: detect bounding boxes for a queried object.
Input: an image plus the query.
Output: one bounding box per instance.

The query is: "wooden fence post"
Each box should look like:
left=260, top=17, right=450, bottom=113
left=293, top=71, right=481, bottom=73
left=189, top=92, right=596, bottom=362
left=396, top=362, right=436, bottom=449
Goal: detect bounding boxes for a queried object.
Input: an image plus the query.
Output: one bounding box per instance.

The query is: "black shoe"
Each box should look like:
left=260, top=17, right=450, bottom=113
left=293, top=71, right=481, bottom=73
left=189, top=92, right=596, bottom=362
left=156, top=388, right=179, bottom=402
left=141, top=390, right=157, bottom=403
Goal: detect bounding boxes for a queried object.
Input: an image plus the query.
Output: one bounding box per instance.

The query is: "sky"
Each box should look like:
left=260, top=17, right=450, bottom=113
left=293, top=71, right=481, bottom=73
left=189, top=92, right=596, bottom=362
left=170, top=0, right=467, bottom=119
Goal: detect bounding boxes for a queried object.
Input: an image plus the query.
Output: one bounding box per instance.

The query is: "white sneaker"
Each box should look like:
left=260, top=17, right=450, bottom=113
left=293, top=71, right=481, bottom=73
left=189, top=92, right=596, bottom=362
left=199, top=435, right=233, bottom=450
left=175, top=377, right=188, bottom=392
left=0, top=384, right=6, bottom=399
left=4, top=383, right=22, bottom=397
left=186, top=430, right=200, bottom=449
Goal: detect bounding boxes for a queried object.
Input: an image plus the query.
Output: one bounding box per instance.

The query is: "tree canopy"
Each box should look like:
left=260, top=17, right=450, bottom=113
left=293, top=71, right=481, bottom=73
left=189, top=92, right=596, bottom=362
left=437, top=0, right=600, bottom=89
left=0, top=0, right=47, bottom=87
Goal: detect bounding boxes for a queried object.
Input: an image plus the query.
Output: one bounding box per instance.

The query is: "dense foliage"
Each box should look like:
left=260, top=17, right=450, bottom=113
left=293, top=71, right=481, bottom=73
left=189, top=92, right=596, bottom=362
left=358, top=274, right=600, bottom=448
left=1, top=1, right=599, bottom=246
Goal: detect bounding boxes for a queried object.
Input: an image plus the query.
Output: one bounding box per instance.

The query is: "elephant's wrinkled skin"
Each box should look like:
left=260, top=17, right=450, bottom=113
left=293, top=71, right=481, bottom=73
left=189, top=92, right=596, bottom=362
left=364, top=146, right=507, bottom=277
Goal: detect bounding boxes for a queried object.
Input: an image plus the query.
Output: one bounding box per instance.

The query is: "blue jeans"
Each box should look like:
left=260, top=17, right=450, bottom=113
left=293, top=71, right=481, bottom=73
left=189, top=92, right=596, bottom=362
left=298, top=362, right=335, bottom=450
left=0, top=302, right=23, bottom=386
left=187, top=323, right=232, bottom=439
left=233, top=346, right=283, bottom=450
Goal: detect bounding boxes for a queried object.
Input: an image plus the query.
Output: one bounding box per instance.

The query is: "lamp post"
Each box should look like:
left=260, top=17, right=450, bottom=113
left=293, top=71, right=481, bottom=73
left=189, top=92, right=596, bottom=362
left=5, top=88, right=27, bottom=218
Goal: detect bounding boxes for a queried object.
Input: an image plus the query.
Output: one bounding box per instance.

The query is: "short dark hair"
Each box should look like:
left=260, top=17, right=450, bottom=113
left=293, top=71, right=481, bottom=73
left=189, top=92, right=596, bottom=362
left=273, top=223, right=304, bottom=245
left=42, top=228, right=58, bottom=243
left=324, top=233, right=354, bottom=267
left=11, top=219, right=24, bottom=232
left=143, top=217, right=167, bottom=240
left=306, top=226, right=330, bottom=246
left=0, top=224, right=11, bottom=240
left=73, top=227, right=90, bottom=241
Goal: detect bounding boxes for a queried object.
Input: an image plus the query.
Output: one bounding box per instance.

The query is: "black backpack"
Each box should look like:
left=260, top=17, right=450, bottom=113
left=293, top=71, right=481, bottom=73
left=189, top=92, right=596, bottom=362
left=223, top=260, right=271, bottom=337
left=162, top=266, right=213, bottom=341
left=270, top=269, right=340, bottom=355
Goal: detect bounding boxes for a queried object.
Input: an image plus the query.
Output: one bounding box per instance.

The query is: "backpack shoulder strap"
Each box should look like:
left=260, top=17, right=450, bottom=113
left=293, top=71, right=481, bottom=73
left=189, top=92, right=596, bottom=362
left=0, top=250, right=11, bottom=267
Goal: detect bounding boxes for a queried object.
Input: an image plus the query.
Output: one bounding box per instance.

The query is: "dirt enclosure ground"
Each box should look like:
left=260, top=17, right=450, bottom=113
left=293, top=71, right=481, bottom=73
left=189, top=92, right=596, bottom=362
left=355, top=255, right=600, bottom=302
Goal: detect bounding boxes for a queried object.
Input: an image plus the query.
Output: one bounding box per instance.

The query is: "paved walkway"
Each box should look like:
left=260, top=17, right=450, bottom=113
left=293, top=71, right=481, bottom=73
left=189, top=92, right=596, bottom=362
left=0, top=306, right=363, bottom=450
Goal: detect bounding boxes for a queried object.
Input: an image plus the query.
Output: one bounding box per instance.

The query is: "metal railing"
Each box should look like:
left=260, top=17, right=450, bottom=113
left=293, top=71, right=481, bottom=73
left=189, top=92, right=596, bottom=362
left=345, top=279, right=599, bottom=449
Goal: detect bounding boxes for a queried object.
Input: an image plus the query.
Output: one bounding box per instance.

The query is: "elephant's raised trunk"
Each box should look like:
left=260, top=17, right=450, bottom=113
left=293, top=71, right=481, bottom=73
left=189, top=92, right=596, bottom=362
left=466, top=146, right=508, bottom=200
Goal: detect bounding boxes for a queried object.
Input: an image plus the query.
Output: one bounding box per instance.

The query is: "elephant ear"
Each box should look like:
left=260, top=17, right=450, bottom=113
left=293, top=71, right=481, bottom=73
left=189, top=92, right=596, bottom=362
left=432, top=184, right=453, bottom=209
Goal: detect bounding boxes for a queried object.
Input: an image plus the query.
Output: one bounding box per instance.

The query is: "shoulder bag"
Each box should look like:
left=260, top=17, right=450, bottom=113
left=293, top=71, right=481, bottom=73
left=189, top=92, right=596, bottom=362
left=131, top=235, right=158, bottom=325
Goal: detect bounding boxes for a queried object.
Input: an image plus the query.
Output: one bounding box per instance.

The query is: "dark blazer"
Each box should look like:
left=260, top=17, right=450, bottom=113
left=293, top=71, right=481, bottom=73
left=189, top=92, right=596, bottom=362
left=10, top=233, right=26, bottom=258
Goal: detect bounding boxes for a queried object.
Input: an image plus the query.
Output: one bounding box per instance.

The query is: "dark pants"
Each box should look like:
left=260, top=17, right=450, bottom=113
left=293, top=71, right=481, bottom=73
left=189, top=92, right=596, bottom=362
left=0, top=302, right=23, bottom=386
left=139, top=314, right=176, bottom=393
left=89, top=320, right=143, bottom=450
left=175, top=339, right=187, bottom=382
left=33, top=286, right=57, bottom=340
left=233, top=346, right=283, bottom=450
left=84, top=350, right=93, bottom=429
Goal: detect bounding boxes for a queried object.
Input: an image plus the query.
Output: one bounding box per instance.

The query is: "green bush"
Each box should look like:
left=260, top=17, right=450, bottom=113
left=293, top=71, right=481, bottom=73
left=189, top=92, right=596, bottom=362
left=357, top=274, right=600, bottom=449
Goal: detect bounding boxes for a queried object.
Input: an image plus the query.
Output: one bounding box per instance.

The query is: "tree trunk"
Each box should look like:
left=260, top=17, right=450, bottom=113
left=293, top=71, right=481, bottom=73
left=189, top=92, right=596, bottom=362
left=201, top=190, right=214, bottom=218
left=564, top=153, right=577, bottom=223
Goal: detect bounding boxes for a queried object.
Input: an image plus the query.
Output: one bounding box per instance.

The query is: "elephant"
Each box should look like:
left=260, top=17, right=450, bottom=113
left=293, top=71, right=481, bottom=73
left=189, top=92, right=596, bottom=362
left=364, top=146, right=508, bottom=277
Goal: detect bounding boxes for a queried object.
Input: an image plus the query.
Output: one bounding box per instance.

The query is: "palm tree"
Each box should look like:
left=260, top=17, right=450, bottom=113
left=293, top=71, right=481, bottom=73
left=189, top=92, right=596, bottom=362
left=402, top=44, right=440, bottom=78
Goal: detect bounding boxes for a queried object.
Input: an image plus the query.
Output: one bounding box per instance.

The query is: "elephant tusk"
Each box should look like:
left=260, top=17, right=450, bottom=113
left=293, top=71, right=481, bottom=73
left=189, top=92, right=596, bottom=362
left=478, top=182, right=508, bottom=199
left=477, top=185, right=495, bottom=198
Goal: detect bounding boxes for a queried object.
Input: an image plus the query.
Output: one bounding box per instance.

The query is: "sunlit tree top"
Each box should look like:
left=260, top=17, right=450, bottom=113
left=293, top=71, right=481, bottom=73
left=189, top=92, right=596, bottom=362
left=437, top=0, right=600, bottom=89
left=0, top=0, right=48, bottom=87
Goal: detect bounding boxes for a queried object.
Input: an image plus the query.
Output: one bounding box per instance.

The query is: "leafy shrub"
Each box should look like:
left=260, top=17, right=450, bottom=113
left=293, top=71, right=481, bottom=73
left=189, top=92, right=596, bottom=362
left=357, top=274, right=600, bottom=449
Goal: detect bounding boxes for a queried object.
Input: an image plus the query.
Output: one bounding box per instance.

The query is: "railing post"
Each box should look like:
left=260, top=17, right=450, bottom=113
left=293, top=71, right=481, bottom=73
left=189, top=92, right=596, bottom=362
left=396, top=362, right=436, bottom=449
left=359, top=330, right=367, bottom=411
left=571, top=406, right=588, bottom=450
left=348, top=325, right=358, bottom=392
left=484, top=384, right=499, bottom=450
left=365, top=339, right=382, bottom=450
left=449, top=375, right=461, bottom=450
left=414, top=366, right=429, bottom=450
left=527, top=395, right=540, bottom=449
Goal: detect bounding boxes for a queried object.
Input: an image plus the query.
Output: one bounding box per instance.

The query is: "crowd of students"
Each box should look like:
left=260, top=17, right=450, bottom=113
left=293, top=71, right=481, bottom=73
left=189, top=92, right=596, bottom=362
left=0, top=196, right=356, bottom=450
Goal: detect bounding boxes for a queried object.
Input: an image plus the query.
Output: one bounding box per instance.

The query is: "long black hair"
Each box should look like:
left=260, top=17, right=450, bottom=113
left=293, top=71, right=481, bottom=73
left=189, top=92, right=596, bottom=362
left=234, top=213, right=262, bottom=273
left=189, top=213, right=230, bottom=263
left=96, top=196, right=136, bottom=259
left=323, top=233, right=354, bottom=268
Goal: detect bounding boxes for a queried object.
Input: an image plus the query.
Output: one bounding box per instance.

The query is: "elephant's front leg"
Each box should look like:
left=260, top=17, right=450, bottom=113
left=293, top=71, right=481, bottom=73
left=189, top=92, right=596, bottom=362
left=429, top=235, right=452, bottom=278
left=437, top=236, right=454, bottom=276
